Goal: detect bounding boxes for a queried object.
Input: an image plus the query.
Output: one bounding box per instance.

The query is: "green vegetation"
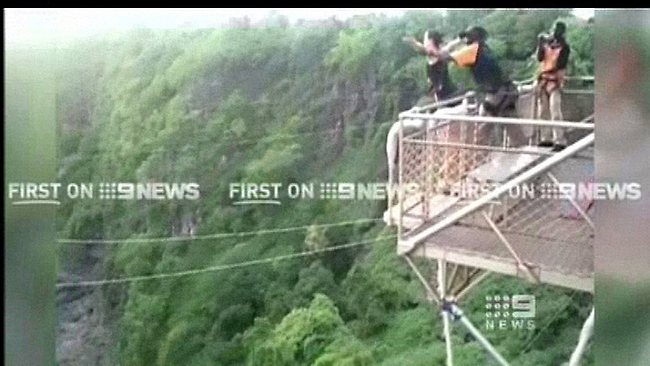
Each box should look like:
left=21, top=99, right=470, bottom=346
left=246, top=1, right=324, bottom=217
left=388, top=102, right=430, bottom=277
left=56, top=10, right=593, bottom=365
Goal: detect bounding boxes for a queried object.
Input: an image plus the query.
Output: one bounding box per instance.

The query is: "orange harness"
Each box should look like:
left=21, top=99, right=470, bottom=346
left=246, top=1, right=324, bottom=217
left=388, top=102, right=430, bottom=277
left=538, top=71, right=566, bottom=95
left=538, top=43, right=566, bottom=95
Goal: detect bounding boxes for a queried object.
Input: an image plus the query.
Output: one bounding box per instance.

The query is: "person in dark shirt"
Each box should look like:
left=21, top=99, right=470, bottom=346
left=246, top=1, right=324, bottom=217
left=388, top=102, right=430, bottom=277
left=535, top=21, right=571, bottom=150
left=428, top=26, right=518, bottom=117
left=423, top=26, right=531, bottom=149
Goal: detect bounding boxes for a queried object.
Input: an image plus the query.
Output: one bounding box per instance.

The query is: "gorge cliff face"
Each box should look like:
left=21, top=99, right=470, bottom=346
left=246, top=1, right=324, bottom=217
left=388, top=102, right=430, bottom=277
left=55, top=28, right=413, bottom=366
left=55, top=11, right=593, bottom=365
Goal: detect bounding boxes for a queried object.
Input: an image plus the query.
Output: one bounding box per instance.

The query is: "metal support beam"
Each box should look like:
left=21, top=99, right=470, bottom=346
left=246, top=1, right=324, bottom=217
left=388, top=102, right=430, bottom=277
left=438, top=259, right=447, bottom=298
left=403, top=255, right=440, bottom=304
left=398, top=117, right=405, bottom=232
left=455, top=271, right=491, bottom=302
left=569, top=307, right=595, bottom=366
left=388, top=120, right=396, bottom=225
left=413, top=94, right=467, bottom=113
left=481, top=211, right=540, bottom=284
left=447, top=264, right=459, bottom=292
left=397, top=112, right=595, bottom=130
left=438, top=259, right=454, bottom=366
left=449, top=267, right=478, bottom=298
left=401, top=242, right=593, bottom=292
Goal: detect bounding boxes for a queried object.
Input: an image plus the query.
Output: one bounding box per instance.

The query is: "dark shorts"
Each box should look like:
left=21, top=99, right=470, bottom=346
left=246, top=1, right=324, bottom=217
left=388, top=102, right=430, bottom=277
left=482, top=82, right=518, bottom=116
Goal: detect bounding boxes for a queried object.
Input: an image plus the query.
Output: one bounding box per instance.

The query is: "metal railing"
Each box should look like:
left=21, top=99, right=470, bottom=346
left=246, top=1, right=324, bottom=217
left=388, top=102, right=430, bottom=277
left=390, top=82, right=594, bottom=262
left=397, top=112, right=593, bottom=240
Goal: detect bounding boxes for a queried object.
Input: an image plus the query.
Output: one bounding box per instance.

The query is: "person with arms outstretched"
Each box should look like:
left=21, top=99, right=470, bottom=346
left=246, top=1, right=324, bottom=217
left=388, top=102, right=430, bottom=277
left=403, top=30, right=459, bottom=103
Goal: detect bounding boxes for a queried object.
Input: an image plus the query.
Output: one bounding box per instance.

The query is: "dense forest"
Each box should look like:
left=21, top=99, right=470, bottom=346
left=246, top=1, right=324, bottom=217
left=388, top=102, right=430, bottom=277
left=55, top=9, right=594, bottom=365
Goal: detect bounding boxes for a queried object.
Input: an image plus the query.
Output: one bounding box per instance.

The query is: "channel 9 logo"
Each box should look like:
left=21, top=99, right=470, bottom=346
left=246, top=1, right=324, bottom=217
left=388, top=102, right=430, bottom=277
left=485, top=294, right=536, bottom=331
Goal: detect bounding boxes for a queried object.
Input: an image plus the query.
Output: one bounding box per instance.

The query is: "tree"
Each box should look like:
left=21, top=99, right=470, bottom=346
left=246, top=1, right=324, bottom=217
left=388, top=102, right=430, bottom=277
left=56, top=11, right=594, bottom=365
left=244, top=294, right=372, bottom=366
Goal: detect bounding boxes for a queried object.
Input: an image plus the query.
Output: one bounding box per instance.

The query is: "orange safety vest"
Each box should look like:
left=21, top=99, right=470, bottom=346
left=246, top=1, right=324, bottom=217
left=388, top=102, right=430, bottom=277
left=538, top=43, right=566, bottom=93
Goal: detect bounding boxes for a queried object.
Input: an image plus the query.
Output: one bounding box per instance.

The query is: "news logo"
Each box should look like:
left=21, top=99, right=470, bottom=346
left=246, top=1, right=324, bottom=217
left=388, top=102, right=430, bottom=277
left=7, top=182, right=200, bottom=205
left=485, top=294, right=536, bottom=331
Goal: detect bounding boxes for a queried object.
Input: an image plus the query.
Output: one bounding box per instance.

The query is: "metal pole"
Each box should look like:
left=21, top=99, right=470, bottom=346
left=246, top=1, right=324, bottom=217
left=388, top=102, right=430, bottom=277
left=388, top=121, right=396, bottom=225
left=481, top=211, right=540, bottom=283
left=447, top=264, right=459, bottom=291
left=403, top=255, right=440, bottom=304
left=455, top=271, right=491, bottom=302
left=439, top=259, right=454, bottom=366
left=569, top=307, right=595, bottom=366
left=397, top=112, right=594, bottom=130
left=414, top=94, right=467, bottom=113
left=401, top=139, right=554, bottom=156
left=450, top=304, right=511, bottom=366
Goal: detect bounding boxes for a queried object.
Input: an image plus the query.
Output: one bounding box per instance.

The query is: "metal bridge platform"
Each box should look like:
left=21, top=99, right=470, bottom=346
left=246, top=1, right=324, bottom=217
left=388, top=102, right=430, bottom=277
left=401, top=223, right=593, bottom=292
left=386, top=107, right=595, bottom=294
left=387, top=145, right=594, bottom=292
left=386, top=77, right=595, bottom=366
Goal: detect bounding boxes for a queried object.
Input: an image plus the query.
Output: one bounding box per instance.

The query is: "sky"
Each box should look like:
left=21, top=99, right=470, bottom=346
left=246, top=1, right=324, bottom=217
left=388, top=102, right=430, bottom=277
left=5, top=8, right=595, bottom=48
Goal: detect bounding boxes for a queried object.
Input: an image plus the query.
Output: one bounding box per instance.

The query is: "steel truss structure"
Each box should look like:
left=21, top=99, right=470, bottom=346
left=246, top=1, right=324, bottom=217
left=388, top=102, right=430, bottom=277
left=385, top=78, right=595, bottom=365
